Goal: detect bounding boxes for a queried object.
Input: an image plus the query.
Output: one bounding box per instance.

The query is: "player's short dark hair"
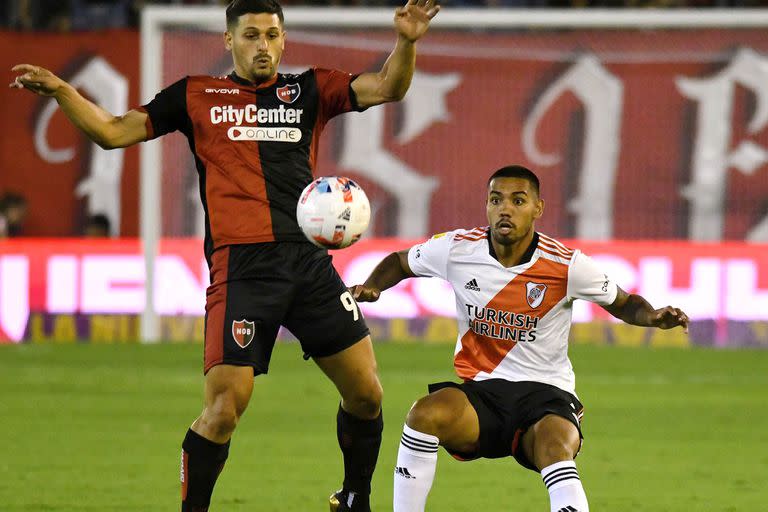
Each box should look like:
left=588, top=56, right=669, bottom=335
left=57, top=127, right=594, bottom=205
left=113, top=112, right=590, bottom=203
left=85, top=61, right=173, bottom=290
left=487, top=165, right=540, bottom=197
left=226, top=0, right=284, bottom=29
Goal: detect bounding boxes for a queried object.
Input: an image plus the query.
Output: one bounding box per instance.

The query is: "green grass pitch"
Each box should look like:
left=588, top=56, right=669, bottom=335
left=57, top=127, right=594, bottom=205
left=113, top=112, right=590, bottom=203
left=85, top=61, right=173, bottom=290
left=1, top=341, right=766, bottom=511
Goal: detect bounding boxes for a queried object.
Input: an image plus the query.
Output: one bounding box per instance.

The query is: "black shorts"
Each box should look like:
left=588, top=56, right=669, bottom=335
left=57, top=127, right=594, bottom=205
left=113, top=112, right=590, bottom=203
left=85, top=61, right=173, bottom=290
left=204, top=242, right=370, bottom=374
left=428, top=379, right=584, bottom=472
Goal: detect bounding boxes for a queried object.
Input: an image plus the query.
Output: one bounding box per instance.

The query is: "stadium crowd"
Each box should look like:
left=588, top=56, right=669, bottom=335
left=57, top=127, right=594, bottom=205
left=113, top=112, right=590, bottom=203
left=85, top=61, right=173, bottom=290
left=2, top=0, right=766, bottom=31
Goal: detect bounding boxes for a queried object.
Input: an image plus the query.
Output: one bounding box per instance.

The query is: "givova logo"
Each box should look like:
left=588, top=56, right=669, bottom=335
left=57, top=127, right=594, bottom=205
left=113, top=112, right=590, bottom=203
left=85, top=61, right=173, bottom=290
left=205, top=88, right=240, bottom=94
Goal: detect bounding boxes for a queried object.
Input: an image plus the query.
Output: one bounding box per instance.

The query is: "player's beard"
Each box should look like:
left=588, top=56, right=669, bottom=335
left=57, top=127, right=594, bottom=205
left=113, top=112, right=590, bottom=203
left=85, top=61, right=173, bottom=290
left=491, top=229, right=514, bottom=246
left=491, top=222, right=530, bottom=246
left=250, top=55, right=275, bottom=82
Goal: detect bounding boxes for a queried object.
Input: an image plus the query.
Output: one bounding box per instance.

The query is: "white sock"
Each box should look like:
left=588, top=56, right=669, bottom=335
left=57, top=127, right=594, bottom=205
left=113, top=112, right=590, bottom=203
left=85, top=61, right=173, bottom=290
left=541, top=460, right=589, bottom=512
left=392, top=424, right=439, bottom=512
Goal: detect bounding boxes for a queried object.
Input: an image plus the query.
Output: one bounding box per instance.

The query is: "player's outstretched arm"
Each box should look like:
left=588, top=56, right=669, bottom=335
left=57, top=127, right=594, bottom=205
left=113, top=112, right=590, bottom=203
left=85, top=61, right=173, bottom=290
left=349, top=249, right=416, bottom=302
left=10, top=64, right=148, bottom=149
left=602, top=286, right=690, bottom=333
left=351, top=0, right=440, bottom=108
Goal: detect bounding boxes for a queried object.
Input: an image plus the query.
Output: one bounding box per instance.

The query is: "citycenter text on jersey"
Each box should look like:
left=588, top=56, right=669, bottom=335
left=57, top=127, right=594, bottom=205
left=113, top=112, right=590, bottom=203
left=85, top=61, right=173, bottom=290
left=210, top=104, right=304, bottom=125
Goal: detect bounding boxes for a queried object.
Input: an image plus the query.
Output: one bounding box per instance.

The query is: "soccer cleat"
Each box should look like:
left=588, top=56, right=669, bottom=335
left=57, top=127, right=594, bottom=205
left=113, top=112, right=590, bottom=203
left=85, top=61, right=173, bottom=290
left=329, top=490, right=369, bottom=512
left=328, top=490, right=346, bottom=512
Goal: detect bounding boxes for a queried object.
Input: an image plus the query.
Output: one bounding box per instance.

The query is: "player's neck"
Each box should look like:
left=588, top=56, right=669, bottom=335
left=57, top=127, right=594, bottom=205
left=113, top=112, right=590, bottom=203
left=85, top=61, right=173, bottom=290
left=490, top=229, right=536, bottom=268
left=231, top=69, right=277, bottom=86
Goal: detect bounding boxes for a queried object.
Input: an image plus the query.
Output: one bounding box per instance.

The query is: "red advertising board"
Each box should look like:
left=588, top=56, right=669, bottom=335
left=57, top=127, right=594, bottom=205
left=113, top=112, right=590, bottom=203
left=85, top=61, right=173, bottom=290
left=0, top=30, right=141, bottom=237
left=0, top=238, right=767, bottom=347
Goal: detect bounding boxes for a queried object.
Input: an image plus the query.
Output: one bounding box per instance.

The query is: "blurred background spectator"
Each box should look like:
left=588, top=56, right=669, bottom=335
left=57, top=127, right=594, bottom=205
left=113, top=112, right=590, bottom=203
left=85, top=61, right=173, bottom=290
left=2, top=0, right=767, bottom=31
left=3, top=0, right=229, bottom=31
left=83, top=213, right=112, bottom=238
left=0, top=192, right=29, bottom=238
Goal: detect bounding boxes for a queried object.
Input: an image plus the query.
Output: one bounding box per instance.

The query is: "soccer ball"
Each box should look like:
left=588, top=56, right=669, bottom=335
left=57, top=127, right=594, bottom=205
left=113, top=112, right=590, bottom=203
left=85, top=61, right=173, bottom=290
left=297, top=176, right=371, bottom=249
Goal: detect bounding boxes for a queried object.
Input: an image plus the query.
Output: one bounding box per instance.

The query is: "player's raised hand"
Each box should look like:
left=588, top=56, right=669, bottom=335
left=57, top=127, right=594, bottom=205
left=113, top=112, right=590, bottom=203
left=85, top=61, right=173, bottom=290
left=394, top=0, right=440, bottom=43
left=349, top=284, right=381, bottom=303
left=651, top=306, right=689, bottom=333
left=9, top=64, right=65, bottom=96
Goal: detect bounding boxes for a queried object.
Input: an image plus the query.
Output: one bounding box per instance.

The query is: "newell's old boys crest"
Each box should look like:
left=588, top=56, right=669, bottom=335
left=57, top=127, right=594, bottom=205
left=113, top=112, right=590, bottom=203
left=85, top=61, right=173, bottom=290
left=232, top=319, right=255, bottom=348
left=525, top=282, right=548, bottom=308
left=276, top=83, right=300, bottom=104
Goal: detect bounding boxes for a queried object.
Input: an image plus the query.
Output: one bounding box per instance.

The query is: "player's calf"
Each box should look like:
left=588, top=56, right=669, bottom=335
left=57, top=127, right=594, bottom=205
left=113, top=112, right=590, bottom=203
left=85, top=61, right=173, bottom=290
left=392, top=423, right=439, bottom=512
left=525, top=415, right=588, bottom=512
left=182, top=364, right=253, bottom=511
left=333, top=404, right=383, bottom=512
left=181, top=429, right=230, bottom=512
left=394, top=389, right=479, bottom=512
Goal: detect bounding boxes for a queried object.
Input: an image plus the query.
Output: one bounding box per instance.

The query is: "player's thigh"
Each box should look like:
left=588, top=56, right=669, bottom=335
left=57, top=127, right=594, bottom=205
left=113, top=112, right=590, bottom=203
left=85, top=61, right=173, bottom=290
left=521, top=414, right=582, bottom=470
left=407, top=387, right=480, bottom=453
left=284, top=247, right=369, bottom=359
left=314, top=335, right=382, bottom=416
left=204, top=246, right=293, bottom=375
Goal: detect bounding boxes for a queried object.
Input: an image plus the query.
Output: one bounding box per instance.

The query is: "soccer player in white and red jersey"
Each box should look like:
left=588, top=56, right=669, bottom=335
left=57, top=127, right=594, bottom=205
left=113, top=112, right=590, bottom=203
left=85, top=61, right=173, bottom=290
left=351, top=165, right=689, bottom=512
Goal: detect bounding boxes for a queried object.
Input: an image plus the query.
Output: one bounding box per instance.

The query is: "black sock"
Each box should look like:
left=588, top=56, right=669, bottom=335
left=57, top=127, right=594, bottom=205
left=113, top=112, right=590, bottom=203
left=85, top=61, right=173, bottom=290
left=336, top=404, right=383, bottom=507
left=181, top=429, right=230, bottom=512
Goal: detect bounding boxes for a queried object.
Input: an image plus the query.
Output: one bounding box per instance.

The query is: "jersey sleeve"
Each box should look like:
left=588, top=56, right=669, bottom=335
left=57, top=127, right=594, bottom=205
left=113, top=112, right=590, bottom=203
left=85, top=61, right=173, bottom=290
left=138, top=77, right=189, bottom=140
left=314, top=67, right=364, bottom=123
left=407, top=232, right=454, bottom=280
left=567, top=251, right=618, bottom=306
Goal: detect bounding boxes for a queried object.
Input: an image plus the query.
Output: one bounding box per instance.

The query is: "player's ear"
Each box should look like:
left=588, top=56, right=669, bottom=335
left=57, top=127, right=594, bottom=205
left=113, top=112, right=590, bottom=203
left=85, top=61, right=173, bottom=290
left=534, top=198, right=544, bottom=219
left=224, top=30, right=233, bottom=51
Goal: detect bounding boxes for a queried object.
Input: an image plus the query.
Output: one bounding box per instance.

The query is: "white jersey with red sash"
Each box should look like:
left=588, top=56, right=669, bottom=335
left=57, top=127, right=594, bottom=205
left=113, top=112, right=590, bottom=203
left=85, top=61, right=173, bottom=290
left=407, top=228, right=618, bottom=395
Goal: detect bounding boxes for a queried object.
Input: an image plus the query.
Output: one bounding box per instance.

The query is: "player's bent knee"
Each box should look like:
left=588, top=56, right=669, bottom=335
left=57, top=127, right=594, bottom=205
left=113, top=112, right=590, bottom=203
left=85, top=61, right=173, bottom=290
left=531, top=415, right=581, bottom=468
left=536, top=438, right=577, bottom=467
left=405, top=395, right=453, bottom=438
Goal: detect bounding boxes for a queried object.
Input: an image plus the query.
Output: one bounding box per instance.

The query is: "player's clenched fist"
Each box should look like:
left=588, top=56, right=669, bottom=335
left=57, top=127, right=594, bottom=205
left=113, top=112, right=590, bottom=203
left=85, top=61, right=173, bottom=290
left=349, top=285, right=381, bottom=303
left=9, top=64, right=64, bottom=96
left=651, top=306, right=690, bottom=333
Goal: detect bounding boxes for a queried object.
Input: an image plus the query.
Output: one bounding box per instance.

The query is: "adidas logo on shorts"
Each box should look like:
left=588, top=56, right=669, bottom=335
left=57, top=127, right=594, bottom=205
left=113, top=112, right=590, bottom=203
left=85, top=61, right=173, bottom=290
left=464, top=278, right=480, bottom=291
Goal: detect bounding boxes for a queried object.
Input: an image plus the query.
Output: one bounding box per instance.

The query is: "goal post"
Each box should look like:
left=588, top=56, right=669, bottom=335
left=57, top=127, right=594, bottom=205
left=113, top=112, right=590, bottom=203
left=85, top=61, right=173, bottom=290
left=139, top=6, right=768, bottom=342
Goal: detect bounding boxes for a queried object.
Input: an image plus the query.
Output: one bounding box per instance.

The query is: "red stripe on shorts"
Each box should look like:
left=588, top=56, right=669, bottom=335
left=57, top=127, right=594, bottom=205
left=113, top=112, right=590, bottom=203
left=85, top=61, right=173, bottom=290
left=204, top=246, right=230, bottom=373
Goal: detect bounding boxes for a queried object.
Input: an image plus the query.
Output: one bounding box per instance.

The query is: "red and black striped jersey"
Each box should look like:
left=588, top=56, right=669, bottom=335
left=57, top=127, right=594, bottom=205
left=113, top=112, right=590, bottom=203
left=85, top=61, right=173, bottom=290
left=138, top=68, right=363, bottom=261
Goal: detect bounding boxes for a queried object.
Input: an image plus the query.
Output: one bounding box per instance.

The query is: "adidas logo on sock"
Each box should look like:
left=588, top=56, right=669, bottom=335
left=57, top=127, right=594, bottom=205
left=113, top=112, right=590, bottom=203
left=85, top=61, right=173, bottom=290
left=395, top=466, right=415, bottom=479
left=557, top=506, right=579, bottom=512
left=464, top=278, right=480, bottom=291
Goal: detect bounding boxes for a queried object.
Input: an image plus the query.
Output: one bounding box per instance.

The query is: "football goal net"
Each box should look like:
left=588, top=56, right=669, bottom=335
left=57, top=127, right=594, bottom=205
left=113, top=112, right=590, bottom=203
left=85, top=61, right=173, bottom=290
left=140, top=6, right=768, bottom=341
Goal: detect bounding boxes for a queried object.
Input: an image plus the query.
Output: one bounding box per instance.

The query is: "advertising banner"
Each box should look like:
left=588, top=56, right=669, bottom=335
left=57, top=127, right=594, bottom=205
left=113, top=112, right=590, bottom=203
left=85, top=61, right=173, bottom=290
left=0, top=238, right=766, bottom=347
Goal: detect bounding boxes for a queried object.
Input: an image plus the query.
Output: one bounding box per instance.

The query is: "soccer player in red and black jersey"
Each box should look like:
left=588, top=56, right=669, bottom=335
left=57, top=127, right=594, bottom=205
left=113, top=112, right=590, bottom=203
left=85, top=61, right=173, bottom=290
left=10, top=0, right=440, bottom=510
